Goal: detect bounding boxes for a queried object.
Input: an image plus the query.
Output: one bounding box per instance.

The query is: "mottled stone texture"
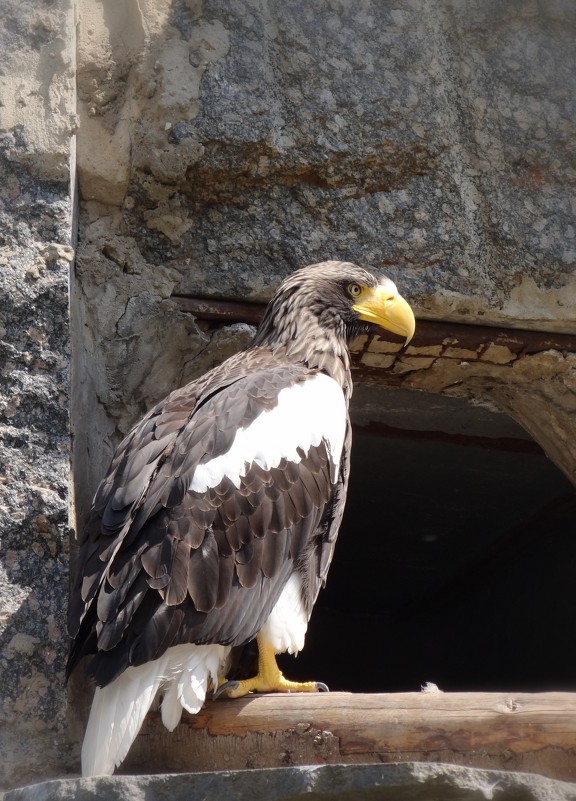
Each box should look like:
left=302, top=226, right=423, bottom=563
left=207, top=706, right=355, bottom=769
left=73, top=0, right=576, bottom=506
left=4, top=763, right=576, bottom=801
left=0, top=0, right=77, bottom=791
left=77, top=0, right=576, bottom=326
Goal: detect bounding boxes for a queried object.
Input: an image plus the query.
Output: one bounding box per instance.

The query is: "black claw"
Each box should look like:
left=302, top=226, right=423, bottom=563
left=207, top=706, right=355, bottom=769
left=212, top=680, right=239, bottom=700
left=316, top=682, right=330, bottom=692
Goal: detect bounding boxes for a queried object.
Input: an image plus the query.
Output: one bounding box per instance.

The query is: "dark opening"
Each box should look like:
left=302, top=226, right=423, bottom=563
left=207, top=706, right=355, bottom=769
left=279, top=386, right=576, bottom=693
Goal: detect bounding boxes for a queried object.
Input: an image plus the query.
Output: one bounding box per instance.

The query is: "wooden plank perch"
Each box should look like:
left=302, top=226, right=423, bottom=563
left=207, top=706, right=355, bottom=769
left=124, top=691, right=576, bottom=782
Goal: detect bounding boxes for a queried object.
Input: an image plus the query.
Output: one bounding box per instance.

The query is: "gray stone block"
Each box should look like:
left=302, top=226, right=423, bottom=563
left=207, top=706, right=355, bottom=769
left=4, top=764, right=576, bottom=801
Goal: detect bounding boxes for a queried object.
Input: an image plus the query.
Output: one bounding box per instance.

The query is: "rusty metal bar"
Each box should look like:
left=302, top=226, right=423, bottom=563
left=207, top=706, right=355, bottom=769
left=171, top=295, right=576, bottom=355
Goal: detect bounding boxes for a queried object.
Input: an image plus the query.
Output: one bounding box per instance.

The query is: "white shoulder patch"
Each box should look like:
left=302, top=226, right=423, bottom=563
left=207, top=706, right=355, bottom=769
left=190, top=373, right=347, bottom=493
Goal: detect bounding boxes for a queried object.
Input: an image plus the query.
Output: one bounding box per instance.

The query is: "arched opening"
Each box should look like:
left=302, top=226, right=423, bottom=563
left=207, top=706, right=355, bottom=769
left=280, top=386, right=576, bottom=693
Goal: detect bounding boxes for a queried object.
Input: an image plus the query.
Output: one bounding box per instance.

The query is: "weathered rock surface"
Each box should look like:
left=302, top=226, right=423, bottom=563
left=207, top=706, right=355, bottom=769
left=4, top=763, right=576, bottom=801
left=72, top=0, right=576, bottom=511
left=76, top=0, right=576, bottom=329
left=0, top=0, right=77, bottom=791
left=71, top=0, right=576, bottom=519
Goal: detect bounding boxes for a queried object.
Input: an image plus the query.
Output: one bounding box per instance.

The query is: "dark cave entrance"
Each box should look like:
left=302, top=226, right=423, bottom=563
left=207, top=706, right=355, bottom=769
left=279, top=386, right=576, bottom=694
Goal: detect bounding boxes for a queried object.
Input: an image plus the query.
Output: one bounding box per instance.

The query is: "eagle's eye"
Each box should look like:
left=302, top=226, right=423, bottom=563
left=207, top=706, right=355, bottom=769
left=347, top=283, right=362, bottom=298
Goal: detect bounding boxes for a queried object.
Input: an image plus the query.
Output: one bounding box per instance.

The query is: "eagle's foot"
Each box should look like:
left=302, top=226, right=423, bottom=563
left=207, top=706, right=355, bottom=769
left=218, top=674, right=328, bottom=699
left=214, top=634, right=329, bottom=699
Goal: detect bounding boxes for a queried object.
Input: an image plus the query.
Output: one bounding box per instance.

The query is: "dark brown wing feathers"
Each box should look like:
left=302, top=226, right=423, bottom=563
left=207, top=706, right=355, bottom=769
left=67, top=351, right=348, bottom=687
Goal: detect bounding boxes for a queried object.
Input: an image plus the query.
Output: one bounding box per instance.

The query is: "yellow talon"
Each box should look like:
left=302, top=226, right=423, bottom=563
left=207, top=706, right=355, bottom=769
left=221, top=634, right=328, bottom=698
left=207, top=674, right=230, bottom=694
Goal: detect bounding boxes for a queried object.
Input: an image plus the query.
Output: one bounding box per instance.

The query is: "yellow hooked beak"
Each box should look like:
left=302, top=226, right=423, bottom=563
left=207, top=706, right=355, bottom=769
left=353, top=283, right=416, bottom=345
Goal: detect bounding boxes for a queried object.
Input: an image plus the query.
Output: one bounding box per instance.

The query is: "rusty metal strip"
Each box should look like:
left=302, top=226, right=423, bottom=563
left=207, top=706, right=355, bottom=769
left=172, top=295, right=576, bottom=356
left=172, top=296, right=265, bottom=326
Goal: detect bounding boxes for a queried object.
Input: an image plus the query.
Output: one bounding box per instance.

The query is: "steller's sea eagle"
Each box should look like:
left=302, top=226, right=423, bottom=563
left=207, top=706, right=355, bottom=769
left=67, top=260, right=415, bottom=776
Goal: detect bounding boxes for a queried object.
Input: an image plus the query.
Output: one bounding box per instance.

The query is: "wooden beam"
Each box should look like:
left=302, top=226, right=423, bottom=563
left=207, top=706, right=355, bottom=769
left=124, top=691, right=576, bottom=782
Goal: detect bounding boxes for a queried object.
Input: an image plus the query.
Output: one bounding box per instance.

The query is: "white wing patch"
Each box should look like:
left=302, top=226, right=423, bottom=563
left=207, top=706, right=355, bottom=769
left=190, top=373, right=347, bottom=493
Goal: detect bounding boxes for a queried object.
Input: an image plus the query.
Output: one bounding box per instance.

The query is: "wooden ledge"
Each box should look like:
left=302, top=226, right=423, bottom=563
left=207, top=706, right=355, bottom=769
left=124, top=691, right=576, bottom=782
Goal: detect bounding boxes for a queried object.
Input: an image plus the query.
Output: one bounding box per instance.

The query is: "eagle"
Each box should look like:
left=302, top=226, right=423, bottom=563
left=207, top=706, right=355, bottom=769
left=67, top=260, right=415, bottom=776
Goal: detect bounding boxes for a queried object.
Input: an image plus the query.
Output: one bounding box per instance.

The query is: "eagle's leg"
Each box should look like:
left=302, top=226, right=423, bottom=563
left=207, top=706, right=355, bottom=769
left=217, top=633, right=328, bottom=698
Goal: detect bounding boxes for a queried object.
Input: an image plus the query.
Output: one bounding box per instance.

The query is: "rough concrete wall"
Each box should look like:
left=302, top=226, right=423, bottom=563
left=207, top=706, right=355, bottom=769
left=77, top=0, right=576, bottom=322
left=74, top=0, right=576, bottom=509
left=0, top=0, right=78, bottom=790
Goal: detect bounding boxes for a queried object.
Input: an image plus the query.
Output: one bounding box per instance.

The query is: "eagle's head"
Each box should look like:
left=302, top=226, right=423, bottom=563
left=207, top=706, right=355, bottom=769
left=255, top=261, right=416, bottom=349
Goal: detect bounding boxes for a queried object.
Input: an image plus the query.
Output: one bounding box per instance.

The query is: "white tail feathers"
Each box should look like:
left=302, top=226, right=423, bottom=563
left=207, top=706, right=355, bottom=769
left=159, top=643, right=226, bottom=731
left=81, top=660, right=165, bottom=777
left=81, top=643, right=230, bottom=777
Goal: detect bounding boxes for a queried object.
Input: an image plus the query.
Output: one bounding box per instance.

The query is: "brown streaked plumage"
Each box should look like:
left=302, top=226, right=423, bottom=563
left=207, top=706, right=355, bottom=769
left=67, top=260, right=415, bottom=776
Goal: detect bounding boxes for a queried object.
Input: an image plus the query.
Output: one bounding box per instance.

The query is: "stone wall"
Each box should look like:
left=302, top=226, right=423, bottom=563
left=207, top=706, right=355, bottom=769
left=1, top=0, right=576, bottom=791
left=77, top=0, right=576, bottom=322
left=74, top=0, right=576, bottom=508
left=5, top=763, right=576, bottom=801
left=0, top=0, right=78, bottom=790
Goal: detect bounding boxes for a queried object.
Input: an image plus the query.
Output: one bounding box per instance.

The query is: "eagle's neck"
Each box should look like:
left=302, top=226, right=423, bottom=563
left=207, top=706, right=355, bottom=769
left=253, top=306, right=353, bottom=400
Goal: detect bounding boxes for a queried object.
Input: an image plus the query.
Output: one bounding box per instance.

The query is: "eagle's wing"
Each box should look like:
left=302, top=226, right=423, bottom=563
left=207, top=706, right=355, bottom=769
left=67, top=357, right=348, bottom=687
